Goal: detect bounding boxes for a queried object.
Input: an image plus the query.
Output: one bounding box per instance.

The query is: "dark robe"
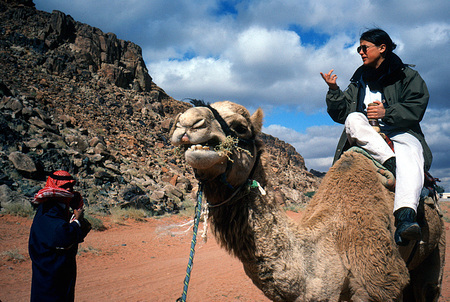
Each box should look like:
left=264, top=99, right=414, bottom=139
left=29, top=201, right=84, bottom=302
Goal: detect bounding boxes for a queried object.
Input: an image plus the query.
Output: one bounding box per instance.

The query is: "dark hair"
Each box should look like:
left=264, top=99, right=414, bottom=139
left=360, top=28, right=397, bottom=55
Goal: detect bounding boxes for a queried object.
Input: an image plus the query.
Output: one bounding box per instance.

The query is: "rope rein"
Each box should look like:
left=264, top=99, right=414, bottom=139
left=176, top=183, right=204, bottom=302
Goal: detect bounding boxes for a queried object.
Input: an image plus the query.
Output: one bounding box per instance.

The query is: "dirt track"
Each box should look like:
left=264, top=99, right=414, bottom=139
left=1, top=206, right=449, bottom=302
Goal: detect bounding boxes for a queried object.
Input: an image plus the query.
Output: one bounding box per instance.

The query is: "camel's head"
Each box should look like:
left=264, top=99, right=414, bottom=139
left=170, top=100, right=264, bottom=186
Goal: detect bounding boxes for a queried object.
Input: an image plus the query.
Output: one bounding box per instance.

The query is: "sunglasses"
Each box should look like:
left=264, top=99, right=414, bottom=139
left=357, top=45, right=376, bottom=53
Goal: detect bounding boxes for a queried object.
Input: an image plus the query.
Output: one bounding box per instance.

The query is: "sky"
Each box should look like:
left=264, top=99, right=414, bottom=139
left=34, top=0, right=450, bottom=191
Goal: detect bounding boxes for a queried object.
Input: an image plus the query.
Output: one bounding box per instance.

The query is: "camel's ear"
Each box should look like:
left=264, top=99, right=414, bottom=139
left=250, top=108, right=264, bottom=134
left=168, top=113, right=181, bottom=139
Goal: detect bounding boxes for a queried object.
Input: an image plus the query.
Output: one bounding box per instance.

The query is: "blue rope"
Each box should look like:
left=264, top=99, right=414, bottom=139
left=177, top=184, right=203, bottom=302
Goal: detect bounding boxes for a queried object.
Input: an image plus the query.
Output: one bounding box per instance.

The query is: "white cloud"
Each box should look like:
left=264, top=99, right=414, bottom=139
left=263, top=124, right=343, bottom=172
left=149, top=57, right=238, bottom=100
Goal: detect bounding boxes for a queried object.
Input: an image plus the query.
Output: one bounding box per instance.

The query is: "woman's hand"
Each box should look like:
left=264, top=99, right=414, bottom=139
left=320, top=69, right=339, bottom=90
left=367, top=100, right=386, bottom=119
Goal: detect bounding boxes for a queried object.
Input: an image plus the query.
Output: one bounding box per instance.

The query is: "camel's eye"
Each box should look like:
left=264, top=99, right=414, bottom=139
left=193, top=119, right=206, bottom=129
left=233, top=124, right=248, bottom=135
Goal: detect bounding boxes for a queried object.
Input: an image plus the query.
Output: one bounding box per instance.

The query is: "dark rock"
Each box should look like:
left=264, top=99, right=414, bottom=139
left=0, top=183, right=29, bottom=207
left=122, top=185, right=145, bottom=201
left=29, top=116, right=56, bottom=131
left=150, top=190, right=165, bottom=201
left=0, top=173, right=14, bottom=186
left=128, top=194, right=151, bottom=210
left=94, top=169, right=114, bottom=181
left=0, top=81, right=12, bottom=97
left=65, top=135, right=89, bottom=152
left=5, top=0, right=35, bottom=8
left=310, top=169, right=326, bottom=178
left=8, top=151, right=37, bottom=174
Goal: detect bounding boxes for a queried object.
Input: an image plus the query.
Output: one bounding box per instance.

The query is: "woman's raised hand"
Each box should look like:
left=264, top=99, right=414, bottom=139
left=320, top=69, right=339, bottom=90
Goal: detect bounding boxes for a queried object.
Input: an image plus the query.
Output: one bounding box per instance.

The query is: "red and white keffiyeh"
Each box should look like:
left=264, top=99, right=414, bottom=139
left=33, top=171, right=83, bottom=209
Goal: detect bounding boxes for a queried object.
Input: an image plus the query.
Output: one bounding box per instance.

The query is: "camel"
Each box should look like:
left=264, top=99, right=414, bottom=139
left=170, top=100, right=445, bottom=301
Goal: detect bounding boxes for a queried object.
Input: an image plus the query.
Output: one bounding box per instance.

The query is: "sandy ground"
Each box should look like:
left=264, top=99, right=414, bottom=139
left=1, top=203, right=449, bottom=302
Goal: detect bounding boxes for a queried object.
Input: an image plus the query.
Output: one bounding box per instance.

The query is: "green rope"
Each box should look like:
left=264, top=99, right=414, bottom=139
left=177, top=184, right=203, bottom=302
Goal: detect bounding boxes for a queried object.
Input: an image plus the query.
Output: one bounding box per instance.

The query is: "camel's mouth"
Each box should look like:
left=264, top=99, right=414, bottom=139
left=176, top=136, right=243, bottom=170
left=176, top=136, right=220, bottom=155
left=183, top=144, right=228, bottom=170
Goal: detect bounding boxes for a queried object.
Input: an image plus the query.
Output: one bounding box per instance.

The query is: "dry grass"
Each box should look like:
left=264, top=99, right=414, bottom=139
left=84, top=213, right=107, bottom=231
left=78, top=244, right=101, bottom=256
left=1, top=202, right=34, bottom=218
left=109, top=207, right=149, bottom=224
left=178, top=197, right=197, bottom=218
left=215, top=135, right=252, bottom=162
left=1, top=248, right=26, bottom=263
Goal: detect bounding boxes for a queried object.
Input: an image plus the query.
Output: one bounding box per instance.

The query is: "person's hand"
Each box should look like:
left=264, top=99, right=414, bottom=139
left=367, top=100, right=386, bottom=119
left=320, top=69, right=339, bottom=90
left=73, top=208, right=84, bottom=221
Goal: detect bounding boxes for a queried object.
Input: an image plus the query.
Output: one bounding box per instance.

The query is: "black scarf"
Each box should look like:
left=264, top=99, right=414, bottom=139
left=351, top=53, right=405, bottom=90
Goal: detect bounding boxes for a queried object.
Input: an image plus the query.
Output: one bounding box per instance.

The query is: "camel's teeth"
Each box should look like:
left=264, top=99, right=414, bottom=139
left=188, top=144, right=209, bottom=151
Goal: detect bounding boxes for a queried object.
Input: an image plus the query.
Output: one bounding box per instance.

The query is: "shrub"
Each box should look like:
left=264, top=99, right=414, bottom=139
left=1, top=202, right=35, bottom=218
left=179, top=197, right=196, bottom=218
left=84, top=214, right=106, bottom=231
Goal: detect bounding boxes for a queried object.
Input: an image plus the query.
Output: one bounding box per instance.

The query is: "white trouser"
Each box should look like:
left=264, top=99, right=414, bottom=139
left=345, top=112, right=424, bottom=213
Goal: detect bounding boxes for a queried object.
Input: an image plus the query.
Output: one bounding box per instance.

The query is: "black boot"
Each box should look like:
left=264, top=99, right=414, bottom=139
left=383, top=157, right=396, bottom=175
left=394, top=207, right=421, bottom=246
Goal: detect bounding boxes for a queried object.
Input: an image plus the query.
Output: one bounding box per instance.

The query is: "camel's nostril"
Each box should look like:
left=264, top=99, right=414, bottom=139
left=181, top=134, right=190, bottom=143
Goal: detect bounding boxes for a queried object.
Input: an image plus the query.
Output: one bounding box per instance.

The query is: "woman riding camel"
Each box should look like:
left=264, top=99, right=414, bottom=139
left=320, top=28, right=432, bottom=246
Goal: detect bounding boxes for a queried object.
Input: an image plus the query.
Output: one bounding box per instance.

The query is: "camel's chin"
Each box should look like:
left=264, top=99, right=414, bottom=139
left=185, top=149, right=227, bottom=169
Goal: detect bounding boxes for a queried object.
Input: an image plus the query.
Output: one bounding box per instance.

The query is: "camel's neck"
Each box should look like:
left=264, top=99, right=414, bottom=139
left=204, top=179, right=306, bottom=301
left=205, top=180, right=269, bottom=260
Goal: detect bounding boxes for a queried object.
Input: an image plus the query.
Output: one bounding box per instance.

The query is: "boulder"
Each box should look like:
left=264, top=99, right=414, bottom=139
left=122, top=185, right=145, bottom=202
left=8, top=151, right=37, bottom=174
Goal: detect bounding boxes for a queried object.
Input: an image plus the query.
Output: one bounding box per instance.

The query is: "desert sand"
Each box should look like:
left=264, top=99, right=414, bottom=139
left=1, top=205, right=449, bottom=302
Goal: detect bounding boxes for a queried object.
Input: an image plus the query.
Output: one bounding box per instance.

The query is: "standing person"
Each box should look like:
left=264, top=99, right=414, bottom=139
left=29, top=171, right=91, bottom=302
left=320, top=28, right=432, bottom=246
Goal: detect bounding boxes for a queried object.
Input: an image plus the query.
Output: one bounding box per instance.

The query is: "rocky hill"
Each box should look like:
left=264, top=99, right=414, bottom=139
left=0, top=0, right=321, bottom=215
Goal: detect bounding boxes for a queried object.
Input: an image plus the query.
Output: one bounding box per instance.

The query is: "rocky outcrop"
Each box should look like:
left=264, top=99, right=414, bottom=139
left=0, top=0, right=321, bottom=215
left=0, top=0, right=153, bottom=92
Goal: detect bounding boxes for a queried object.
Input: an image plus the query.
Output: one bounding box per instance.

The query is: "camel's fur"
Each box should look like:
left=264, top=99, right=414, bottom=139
left=170, top=101, right=445, bottom=301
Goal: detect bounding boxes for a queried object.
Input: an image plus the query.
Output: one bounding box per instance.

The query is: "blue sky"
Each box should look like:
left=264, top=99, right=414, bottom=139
left=34, top=0, right=450, bottom=191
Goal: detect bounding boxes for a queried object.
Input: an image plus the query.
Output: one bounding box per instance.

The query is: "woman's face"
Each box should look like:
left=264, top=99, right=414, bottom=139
left=358, top=40, right=386, bottom=68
